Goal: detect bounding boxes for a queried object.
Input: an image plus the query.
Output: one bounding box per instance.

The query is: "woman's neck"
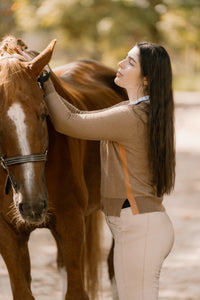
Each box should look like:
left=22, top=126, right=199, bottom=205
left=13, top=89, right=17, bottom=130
left=127, top=88, right=146, bottom=102
left=128, top=93, right=147, bottom=102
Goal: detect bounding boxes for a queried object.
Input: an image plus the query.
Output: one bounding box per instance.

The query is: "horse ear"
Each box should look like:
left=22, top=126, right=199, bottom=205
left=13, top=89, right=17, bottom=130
left=27, top=39, right=56, bottom=78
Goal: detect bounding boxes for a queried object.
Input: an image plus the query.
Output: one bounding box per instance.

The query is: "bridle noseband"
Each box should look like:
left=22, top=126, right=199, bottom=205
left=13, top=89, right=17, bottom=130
left=0, top=152, right=48, bottom=170
left=0, top=54, right=50, bottom=194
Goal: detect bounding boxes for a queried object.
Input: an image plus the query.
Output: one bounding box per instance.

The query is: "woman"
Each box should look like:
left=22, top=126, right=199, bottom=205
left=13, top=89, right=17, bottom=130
left=21, top=41, right=175, bottom=299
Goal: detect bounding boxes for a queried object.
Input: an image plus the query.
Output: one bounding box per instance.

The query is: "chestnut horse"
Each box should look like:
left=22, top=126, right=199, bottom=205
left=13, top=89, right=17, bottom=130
left=0, top=36, right=126, bottom=300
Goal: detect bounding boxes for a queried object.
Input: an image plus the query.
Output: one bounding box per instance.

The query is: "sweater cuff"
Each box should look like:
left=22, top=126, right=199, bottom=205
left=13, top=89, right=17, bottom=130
left=43, top=80, right=56, bottom=96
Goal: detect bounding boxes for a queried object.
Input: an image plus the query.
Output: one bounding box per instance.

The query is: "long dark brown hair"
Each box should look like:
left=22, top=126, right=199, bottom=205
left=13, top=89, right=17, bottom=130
left=137, top=42, right=175, bottom=197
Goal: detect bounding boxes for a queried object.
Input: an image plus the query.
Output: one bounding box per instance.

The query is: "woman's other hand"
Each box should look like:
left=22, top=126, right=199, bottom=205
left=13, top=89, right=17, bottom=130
left=17, top=48, right=33, bottom=61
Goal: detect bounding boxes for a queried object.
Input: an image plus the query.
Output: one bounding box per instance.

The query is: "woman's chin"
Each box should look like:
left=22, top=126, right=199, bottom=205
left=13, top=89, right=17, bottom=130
left=114, top=76, right=122, bottom=87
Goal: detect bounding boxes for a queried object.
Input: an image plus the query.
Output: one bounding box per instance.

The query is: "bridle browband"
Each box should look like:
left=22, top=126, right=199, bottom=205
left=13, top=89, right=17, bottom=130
left=0, top=54, right=26, bottom=62
left=0, top=54, right=49, bottom=194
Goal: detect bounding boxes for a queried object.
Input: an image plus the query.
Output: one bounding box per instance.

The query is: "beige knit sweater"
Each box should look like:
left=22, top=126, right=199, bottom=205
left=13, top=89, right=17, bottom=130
left=45, top=87, right=165, bottom=217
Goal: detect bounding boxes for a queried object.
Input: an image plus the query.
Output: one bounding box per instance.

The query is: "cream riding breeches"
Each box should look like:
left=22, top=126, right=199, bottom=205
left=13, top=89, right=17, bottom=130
left=105, top=208, right=174, bottom=300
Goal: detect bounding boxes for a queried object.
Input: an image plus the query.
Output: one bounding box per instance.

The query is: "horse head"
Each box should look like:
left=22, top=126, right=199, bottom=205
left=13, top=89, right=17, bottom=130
left=0, top=36, right=56, bottom=224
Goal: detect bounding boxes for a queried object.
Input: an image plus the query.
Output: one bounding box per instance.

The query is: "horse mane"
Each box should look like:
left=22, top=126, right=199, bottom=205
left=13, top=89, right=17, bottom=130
left=0, top=35, right=27, bottom=57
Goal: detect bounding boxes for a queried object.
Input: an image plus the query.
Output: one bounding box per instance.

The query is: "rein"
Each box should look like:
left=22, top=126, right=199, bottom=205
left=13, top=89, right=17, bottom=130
left=0, top=54, right=49, bottom=194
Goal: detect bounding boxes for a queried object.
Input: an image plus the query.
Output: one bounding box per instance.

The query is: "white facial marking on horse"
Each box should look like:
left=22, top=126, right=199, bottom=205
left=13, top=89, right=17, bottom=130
left=7, top=103, right=33, bottom=195
left=13, top=191, right=23, bottom=206
left=60, top=267, right=68, bottom=300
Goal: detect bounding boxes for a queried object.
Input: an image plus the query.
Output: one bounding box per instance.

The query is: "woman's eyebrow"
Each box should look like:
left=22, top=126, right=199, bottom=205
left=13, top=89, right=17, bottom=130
left=128, top=55, right=137, bottom=63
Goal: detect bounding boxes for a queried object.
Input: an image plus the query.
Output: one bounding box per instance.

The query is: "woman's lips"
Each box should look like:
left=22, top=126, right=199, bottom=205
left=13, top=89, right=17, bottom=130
left=116, top=70, right=123, bottom=77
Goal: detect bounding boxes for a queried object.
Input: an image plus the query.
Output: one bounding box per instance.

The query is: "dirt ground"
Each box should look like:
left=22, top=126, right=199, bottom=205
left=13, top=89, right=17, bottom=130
left=0, top=91, right=200, bottom=300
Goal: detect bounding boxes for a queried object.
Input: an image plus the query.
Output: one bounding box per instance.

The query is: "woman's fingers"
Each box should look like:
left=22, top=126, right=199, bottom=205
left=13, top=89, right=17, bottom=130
left=17, top=48, right=32, bottom=61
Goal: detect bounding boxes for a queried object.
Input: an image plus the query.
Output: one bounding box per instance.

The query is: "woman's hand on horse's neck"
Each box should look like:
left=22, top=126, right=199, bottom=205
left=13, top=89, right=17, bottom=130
left=43, top=80, right=56, bottom=96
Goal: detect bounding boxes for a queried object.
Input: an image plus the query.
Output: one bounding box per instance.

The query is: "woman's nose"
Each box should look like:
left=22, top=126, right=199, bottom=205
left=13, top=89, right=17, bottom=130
left=118, top=59, right=125, bottom=68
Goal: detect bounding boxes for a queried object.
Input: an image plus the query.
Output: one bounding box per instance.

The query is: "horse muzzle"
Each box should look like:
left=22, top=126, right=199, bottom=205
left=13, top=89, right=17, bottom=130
left=15, top=193, right=48, bottom=224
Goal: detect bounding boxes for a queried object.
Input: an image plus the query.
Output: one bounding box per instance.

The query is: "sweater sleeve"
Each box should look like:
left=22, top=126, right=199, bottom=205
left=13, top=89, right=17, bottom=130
left=44, top=85, right=136, bottom=142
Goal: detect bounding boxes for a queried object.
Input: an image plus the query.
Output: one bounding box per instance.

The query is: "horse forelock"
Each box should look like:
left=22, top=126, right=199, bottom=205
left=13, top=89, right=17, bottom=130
left=0, top=35, right=29, bottom=89
left=0, top=35, right=27, bottom=57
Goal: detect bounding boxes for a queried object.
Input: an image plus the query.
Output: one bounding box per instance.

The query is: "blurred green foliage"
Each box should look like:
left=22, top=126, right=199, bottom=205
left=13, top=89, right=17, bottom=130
left=0, top=0, right=200, bottom=90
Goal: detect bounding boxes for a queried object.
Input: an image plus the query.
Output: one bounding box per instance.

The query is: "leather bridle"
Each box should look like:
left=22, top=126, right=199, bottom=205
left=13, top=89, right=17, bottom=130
left=0, top=54, right=49, bottom=194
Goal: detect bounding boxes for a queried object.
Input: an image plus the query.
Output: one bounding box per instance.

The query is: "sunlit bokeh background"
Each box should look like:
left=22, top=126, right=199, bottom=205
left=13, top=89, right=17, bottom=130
left=1, top=0, right=200, bottom=91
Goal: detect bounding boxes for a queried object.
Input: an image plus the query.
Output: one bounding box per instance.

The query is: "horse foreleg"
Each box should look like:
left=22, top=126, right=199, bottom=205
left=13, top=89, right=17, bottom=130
left=0, top=215, right=34, bottom=300
left=50, top=228, right=68, bottom=299
left=52, top=209, right=89, bottom=300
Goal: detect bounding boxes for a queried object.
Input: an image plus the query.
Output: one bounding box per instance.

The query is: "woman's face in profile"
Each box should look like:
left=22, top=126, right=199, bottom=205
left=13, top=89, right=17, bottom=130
left=114, top=46, right=144, bottom=92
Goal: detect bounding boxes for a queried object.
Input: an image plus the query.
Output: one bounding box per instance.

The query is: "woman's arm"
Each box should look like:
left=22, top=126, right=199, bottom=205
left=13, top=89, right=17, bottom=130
left=43, top=80, right=136, bottom=142
left=44, top=80, right=81, bottom=114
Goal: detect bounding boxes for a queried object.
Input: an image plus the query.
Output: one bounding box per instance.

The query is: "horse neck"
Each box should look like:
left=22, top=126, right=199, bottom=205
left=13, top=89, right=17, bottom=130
left=50, top=72, right=80, bottom=105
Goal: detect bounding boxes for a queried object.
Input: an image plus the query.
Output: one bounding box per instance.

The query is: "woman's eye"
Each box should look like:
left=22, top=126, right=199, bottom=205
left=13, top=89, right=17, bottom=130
left=129, top=59, right=134, bottom=66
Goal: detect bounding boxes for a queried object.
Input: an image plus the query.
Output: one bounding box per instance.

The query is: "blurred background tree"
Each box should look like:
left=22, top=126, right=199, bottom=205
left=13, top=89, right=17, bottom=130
left=0, top=0, right=17, bottom=37
left=0, top=0, right=200, bottom=90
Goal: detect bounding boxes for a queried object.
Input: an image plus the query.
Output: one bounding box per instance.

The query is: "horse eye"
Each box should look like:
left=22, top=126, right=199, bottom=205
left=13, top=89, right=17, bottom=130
left=41, top=113, right=47, bottom=121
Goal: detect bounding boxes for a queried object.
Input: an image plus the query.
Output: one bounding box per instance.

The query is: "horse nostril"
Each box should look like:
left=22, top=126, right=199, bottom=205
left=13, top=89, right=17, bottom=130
left=43, top=200, right=47, bottom=210
left=38, top=200, right=47, bottom=213
left=18, top=199, right=47, bottom=220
